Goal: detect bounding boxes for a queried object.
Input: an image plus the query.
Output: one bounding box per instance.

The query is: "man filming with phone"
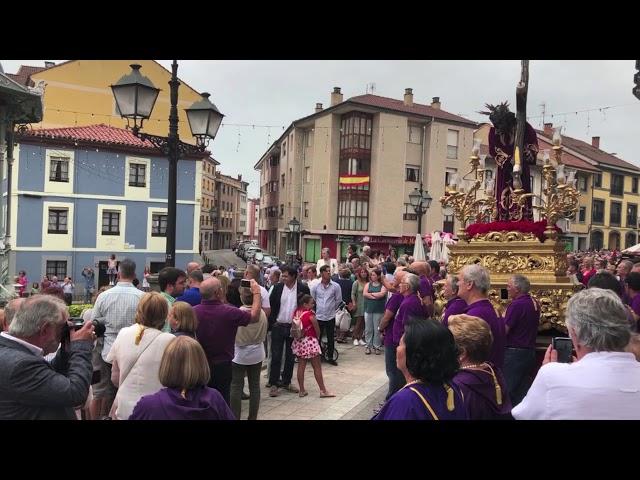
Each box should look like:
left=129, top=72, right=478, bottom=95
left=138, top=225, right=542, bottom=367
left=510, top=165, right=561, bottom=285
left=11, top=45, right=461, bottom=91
left=513, top=288, right=640, bottom=420
left=0, top=295, right=95, bottom=419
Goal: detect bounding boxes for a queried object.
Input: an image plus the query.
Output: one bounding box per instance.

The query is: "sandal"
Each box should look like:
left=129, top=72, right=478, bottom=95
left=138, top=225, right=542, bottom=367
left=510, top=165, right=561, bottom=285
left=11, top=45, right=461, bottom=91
left=320, top=391, right=336, bottom=398
left=299, top=391, right=308, bottom=398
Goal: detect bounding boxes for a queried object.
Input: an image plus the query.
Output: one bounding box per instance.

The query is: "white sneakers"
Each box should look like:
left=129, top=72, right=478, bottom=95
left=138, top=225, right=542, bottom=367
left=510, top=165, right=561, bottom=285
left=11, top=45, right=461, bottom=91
left=353, top=339, right=359, bottom=346
left=358, top=339, right=366, bottom=346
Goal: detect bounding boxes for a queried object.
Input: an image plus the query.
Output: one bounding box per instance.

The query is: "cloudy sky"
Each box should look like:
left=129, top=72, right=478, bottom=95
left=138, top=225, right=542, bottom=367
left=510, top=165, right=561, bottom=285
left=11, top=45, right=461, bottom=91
left=3, top=60, right=639, bottom=197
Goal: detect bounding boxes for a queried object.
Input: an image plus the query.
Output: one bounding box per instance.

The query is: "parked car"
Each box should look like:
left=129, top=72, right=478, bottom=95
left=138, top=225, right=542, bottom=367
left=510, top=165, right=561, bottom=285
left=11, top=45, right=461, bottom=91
left=245, top=246, right=262, bottom=262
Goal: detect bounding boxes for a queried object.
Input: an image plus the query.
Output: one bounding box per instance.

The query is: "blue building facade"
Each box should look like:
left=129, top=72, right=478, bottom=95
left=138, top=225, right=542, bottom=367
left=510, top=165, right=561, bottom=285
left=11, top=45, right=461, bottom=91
left=11, top=125, right=204, bottom=291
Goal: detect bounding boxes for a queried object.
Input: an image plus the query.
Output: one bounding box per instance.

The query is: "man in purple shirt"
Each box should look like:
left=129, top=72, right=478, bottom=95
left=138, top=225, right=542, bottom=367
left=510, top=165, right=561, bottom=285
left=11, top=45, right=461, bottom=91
left=618, top=260, right=634, bottom=306
left=442, top=274, right=467, bottom=326
left=378, top=269, right=407, bottom=400
left=502, top=274, right=540, bottom=406
left=194, top=277, right=262, bottom=405
left=392, top=273, right=427, bottom=346
left=406, top=262, right=434, bottom=317
left=458, top=264, right=505, bottom=369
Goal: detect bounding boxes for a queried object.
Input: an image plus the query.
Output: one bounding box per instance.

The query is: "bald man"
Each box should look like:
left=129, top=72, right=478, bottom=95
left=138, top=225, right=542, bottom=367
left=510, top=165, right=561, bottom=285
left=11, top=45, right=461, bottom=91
left=407, top=261, right=434, bottom=316
left=186, top=262, right=202, bottom=275
left=194, top=277, right=262, bottom=405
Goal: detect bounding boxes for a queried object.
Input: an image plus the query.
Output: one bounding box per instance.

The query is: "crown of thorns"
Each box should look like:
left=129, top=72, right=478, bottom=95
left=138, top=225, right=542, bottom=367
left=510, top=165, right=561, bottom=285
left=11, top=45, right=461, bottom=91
left=479, top=102, right=515, bottom=126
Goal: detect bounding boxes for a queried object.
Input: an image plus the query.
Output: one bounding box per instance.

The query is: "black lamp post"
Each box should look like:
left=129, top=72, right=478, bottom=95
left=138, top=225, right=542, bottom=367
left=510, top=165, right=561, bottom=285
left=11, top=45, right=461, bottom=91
left=408, top=183, right=433, bottom=235
left=111, top=62, right=223, bottom=267
left=288, top=217, right=301, bottom=261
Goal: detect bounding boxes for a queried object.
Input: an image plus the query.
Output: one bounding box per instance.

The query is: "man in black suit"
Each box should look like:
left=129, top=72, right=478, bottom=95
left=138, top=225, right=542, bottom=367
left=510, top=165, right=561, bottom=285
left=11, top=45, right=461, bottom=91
left=267, top=266, right=310, bottom=397
left=0, top=295, right=95, bottom=419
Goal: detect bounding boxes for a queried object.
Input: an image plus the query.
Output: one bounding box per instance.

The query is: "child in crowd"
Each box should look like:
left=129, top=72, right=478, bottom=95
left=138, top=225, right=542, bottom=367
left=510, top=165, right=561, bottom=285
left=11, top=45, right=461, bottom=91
left=30, top=282, right=40, bottom=296
left=169, top=301, right=198, bottom=338
left=291, top=295, right=335, bottom=398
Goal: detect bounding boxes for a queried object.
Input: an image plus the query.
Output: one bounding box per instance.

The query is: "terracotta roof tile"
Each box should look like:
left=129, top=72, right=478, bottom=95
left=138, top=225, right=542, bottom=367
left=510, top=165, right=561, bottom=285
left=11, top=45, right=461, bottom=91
left=347, top=94, right=477, bottom=125
left=21, top=124, right=157, bottom=149
left=536, top=129, right=639, bottom=172
left=7, top=66, right=47, bottom=86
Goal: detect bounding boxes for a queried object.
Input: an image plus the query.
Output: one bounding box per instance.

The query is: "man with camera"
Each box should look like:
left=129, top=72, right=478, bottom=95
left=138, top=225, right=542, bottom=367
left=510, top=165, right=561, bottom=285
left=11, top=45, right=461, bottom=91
left=0, top=295, right=95, bottom=419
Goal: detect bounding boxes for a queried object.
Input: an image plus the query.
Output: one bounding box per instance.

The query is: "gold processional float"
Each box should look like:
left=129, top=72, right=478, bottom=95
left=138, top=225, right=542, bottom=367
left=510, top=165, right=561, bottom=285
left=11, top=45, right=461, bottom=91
left=435, top=61, right=580, bottom=332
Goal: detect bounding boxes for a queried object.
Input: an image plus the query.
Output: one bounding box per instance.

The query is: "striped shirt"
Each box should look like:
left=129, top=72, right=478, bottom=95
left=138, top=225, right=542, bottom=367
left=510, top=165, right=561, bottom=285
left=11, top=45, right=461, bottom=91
left=91, top=282, right=145, bottom=362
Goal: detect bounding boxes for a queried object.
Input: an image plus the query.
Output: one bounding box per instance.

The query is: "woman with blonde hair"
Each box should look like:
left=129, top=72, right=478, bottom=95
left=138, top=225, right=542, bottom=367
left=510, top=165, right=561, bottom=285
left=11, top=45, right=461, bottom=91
left=106, top=292, right=175, bottom=419
left=129, top=336, right=234, bottom=420
left=169, top=301, right=198, bottom=338
left=448, top=314, right=513, bottom=420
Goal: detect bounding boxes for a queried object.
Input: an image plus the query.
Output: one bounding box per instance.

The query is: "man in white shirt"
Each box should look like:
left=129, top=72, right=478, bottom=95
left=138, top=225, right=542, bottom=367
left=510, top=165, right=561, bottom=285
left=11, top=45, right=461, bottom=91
left=513, top=288, right=640, bottom=420
left=267, top=266, right=310, bottom=396
left=317, top=248, right=339, bottom=277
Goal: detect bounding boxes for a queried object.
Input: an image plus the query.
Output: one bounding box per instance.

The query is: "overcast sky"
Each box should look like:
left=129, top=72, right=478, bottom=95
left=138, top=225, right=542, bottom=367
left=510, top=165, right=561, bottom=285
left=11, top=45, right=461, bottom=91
left=3, top=60, right=639, bottom=198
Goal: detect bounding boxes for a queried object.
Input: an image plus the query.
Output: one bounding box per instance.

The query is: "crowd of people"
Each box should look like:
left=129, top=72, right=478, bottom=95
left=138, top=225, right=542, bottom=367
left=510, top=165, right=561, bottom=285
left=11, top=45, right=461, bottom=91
left=1, top=243, right=640, bottom=420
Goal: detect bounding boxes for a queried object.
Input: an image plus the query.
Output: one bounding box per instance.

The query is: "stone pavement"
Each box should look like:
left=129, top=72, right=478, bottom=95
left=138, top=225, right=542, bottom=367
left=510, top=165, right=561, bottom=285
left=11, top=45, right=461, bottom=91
left=239, top=341, right=389, bottom=420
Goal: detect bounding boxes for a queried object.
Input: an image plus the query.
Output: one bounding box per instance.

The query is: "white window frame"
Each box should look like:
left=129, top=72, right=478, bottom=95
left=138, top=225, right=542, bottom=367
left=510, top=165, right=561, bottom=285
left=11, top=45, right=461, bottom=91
left=44, top=149, right=75, bottom=194
left=42, top=201, right=74, bottom=250
left=447, top=129, right=459, bottom=159
left=96, top=204, right=126, bottom=251
left=406, top=165, right=420, bottom=183
left=408, top=124, right=423, bottom=144
left=125, top=156, right=150, bottom=200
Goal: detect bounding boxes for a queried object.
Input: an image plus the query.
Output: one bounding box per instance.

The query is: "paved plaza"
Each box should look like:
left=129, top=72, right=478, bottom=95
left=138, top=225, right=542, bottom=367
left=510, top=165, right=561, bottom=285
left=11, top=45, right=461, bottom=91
left=239, top=341, right=388, bottom=421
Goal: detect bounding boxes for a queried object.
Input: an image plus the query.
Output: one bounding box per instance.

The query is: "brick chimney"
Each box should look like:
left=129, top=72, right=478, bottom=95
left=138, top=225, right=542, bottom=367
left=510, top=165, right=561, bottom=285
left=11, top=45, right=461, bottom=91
left=404, top=88, right=414, bottom=106
left=330, top=87, right=343, bottom=106
left=315, top=102, right=323, bottom=113
left=238, top=174, right=242, bottom=181
left=592, top=136, right=600, bottom=149
left=431, top=97, right=441, bottom=109
left=543, top=123, right=553, bottom=136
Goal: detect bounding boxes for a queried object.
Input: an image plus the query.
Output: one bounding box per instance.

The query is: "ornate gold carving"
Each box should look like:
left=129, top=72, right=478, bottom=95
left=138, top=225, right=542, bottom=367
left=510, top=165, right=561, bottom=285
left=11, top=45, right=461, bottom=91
left=471, top=231, right=537, bottom=242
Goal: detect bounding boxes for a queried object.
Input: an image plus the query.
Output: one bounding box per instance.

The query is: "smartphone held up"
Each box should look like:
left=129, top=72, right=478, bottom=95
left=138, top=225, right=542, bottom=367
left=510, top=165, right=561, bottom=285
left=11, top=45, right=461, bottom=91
left=552, top=337, right=574, bottom=363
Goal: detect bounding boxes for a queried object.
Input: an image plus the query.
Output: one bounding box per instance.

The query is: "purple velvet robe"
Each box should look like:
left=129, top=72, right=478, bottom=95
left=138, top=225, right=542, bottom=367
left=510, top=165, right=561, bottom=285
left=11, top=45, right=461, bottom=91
left=464, top=299, right=505, bottom=368
left=373, top=381, right=467, bottom=420
left=129, top=386, right=236, bottom=420
left=489, top=122, right=539, bottom=220
left=453, top=367, right=513, bottom=420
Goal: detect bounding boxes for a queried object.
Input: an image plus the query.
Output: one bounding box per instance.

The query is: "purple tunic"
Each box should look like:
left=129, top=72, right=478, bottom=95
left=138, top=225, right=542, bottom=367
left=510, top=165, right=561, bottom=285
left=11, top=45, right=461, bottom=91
left=464, top=299, right=505, bottom=368
left=453, top=367, right=513, bottom=420
left=489, top=122, right=539, bottom=221
left=129, top=386, right=236, bottom=420
left=383, top=293, right=404, bottom=347
left=392, top=294, right=428, bottom=346
left=373, top=381, right=467, bottom=420
left=504, top=294, right=540, bottom=349
left=442, top=297, right=467, bottom=326
left=419, top=275, right=434, bottom=299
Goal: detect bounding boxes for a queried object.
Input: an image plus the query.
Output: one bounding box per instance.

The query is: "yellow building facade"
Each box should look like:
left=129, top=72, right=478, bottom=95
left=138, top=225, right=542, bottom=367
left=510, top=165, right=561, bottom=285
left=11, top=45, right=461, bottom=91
left=28, top=60, right=203, bottom=143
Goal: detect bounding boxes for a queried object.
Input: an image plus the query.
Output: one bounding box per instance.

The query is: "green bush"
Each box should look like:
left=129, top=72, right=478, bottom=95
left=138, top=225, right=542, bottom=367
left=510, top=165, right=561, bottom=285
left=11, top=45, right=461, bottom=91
left=68, top=304, right=92, bottom=318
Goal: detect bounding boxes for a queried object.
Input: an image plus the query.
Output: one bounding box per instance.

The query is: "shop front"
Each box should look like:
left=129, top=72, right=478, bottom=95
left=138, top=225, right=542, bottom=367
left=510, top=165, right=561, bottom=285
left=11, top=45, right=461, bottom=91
left=301, top=233, right=418, bottom=263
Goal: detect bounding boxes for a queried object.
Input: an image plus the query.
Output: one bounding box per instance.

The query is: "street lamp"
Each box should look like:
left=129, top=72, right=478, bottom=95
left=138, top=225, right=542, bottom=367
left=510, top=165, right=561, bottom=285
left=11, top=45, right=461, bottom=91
left=409, top=184, right=433, bottom=235
left=111, top=62, right=224, bottom=267
left=288, top=217, right=301, bottom=261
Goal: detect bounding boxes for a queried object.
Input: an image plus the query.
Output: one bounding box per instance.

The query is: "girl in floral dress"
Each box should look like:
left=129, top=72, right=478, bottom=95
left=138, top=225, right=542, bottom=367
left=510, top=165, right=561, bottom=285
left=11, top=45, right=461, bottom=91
left=291, top=295, right=335, bottom=398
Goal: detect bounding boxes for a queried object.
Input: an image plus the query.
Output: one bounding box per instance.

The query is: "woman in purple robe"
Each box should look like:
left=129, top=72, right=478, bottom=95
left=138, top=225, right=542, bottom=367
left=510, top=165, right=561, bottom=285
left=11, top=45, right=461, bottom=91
left=448, top=314, right=513, bottom=420
left=129, top=336, right=235, bottom=420
left=373, top=318, right=466, bottom=420
left=482, top=102, right=539, bottom=221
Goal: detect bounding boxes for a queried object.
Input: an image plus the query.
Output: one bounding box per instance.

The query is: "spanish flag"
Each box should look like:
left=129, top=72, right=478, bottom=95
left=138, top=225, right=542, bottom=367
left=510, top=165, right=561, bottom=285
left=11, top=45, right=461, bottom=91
left=339, top=174, right=370, bottom=187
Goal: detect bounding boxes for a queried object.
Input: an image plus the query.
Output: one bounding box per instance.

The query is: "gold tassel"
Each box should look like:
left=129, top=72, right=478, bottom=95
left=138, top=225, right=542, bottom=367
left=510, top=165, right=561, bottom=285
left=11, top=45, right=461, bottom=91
left=488, top=366, right=503, bottom=406
left=444, top=384, right=455, bottom=411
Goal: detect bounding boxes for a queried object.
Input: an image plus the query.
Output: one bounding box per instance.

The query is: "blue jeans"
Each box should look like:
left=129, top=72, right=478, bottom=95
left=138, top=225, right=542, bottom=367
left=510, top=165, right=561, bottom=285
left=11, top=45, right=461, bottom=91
left=384, top=344, right=406, bottom=400
left=503, top=347, right=536, bottom=406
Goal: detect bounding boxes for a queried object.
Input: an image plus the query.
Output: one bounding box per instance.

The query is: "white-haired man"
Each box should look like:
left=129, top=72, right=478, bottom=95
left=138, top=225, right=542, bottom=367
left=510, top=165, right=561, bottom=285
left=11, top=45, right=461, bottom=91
left=457, top=264, right=505, bottom=368
left=513, top=288, right=640, bottom=419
